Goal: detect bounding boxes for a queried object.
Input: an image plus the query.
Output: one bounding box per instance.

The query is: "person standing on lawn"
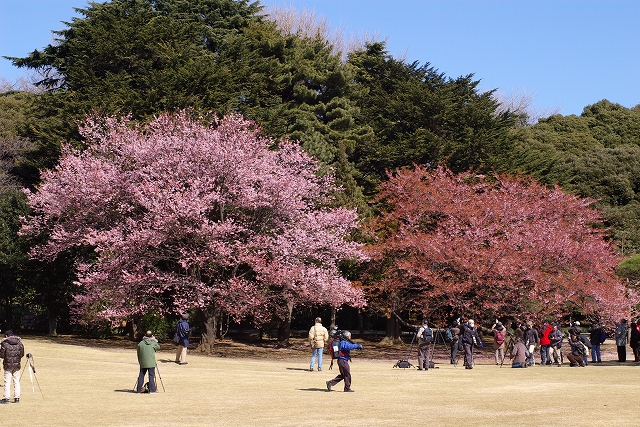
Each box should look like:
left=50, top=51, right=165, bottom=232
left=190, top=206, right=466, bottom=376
left=308, top=317, right=329, bottom=372
left=136, top=330, right=160, bottom=393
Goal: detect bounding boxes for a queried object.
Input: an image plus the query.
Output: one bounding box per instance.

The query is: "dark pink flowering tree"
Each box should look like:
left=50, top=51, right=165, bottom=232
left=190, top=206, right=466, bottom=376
left=364, top=166, right=630, bottom=333
left=22, top=112, right=366, bottom=349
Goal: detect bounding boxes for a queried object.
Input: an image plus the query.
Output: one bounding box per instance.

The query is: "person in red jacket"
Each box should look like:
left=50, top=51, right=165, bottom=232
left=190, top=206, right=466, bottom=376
left=539, top=322, right=553, bottom=365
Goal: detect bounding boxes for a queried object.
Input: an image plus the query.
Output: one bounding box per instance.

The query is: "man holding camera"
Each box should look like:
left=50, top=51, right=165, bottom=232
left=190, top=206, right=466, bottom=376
left=137, top=330, right=160, bottom=393
left=0, top=330, right=24, bottom=404
left=510, top=329, right=528, bottom=368
left=326, top=331, right=362, bottom=392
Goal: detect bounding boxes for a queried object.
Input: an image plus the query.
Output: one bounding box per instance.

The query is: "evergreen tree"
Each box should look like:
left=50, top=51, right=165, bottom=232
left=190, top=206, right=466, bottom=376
left=348, top=42, right=517, bottom=196
left=509, top=100, right=640, bottom=253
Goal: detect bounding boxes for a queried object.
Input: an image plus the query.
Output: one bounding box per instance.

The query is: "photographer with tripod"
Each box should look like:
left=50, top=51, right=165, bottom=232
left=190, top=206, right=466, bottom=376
left=136, top=330, right=160, bottom=393
left=0, top=330, right=24, bottom=404
left=416, top=319, right=433, bottom=371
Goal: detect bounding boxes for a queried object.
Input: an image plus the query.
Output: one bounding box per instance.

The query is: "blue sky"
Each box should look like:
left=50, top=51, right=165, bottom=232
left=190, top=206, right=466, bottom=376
left=1, top=0, right=638, bottom=117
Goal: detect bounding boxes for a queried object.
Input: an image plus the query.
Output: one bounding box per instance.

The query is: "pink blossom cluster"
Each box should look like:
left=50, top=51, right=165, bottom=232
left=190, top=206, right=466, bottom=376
left=22, top=112, right=366, bottom=325
left=367, top=166, right=629, bottom=323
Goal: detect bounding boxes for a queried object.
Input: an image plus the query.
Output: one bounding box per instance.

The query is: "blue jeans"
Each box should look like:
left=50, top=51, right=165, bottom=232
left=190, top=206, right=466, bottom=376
left=137, top=367, right=156, bottom=392
left=591, top=344, right=601, bottom=362
left=540, top=345, right=550, bottom=364
left=512, top=362, right=526, bottom=368
left=310, top=348, right=323, bottom=371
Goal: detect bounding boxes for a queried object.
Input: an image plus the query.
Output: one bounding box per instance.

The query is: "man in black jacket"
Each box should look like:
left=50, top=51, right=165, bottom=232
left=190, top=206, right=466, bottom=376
left=566, top=334, right=587, bottom=367
left=460, top=319, right=482, bottom=369
left=548, top=323, right=564, bottom=366
left=0, top=330, right=24, bottom=403
left=523, top=321, right=540, bottom=366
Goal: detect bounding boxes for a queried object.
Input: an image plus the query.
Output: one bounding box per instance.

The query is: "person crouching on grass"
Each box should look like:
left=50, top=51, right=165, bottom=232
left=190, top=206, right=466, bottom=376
left=510, top=330, right=528, bottom=368
left=137, top=330, right=160, bottom=393
left=326, top=331, right=362, bottom=392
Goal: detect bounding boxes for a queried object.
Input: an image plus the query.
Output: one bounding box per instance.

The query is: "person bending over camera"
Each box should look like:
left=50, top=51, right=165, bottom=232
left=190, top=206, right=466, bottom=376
left=137, top=330, right=160, bottom=393
left=510, top=330, right=528, bottom=368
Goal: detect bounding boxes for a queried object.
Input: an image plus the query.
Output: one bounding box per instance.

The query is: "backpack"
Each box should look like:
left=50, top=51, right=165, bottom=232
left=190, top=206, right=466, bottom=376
left=599, top=330, right=606, bottom=344
left=422, top=327, right=433, bottom=343
left=445, top=328, right=453, bottom=343
left=495, top=329, right=505, bottom=345
left=329, top=338, right=341, bottom=359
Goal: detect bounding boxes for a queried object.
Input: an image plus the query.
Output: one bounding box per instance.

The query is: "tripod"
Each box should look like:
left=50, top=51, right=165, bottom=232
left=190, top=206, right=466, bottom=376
left=393, top=331, right=416, bottom=369
left=428, top=328, right=451, bottom=369
left=133, top=364, right=165, bottom=393
left=499, top=331, right=515, bottom=367
left=20, top=353, right=44, bottom=398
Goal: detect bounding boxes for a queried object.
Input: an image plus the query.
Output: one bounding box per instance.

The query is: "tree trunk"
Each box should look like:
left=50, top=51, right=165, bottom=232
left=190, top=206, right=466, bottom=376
left=277, top=300, right=294, bottom=347
left=385, top=315, right=401, bottom=342
left=48, top=315, right=58, bottom=337
left=330, top=307, right=337, bottom=329
left=358, top=309, right=364, bottom=338
left=128, top=315, right=142, bottom=341
left=199, top=305, right=218, bottom=353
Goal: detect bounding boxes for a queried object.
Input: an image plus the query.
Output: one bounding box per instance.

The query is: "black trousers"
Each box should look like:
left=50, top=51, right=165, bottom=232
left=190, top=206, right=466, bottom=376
left=137, top=367, right=156, bottom=392
left=617, top=345, right=626, bottom=362
left=463, top=343, right=474, bottom=368
left=450, top=340, right=459, bottom=363
left=328, top=359, right=352, bottom=391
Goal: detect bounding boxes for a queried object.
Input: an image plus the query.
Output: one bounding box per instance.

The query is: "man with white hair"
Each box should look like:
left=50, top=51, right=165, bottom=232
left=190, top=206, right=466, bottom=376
left=326, top=331, right=363, bottom=392
left=460, top=319, right=482, bottom=369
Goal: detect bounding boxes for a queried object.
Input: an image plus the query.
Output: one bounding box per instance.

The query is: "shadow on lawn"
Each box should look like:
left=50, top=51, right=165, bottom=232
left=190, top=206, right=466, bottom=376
left=297, top=388, right=329, bottom=392
left=286, top=367, right=311, bottom=371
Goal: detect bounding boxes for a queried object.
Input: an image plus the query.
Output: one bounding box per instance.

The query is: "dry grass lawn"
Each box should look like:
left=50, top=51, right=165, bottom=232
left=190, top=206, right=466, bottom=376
left=4, top=337, right=638, bottom=426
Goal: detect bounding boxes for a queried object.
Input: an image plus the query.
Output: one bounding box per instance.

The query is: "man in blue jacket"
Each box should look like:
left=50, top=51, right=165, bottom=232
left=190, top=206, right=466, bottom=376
left=174, top=313, right=191, bottom=365
left=326, top=331, right=362, bottom=392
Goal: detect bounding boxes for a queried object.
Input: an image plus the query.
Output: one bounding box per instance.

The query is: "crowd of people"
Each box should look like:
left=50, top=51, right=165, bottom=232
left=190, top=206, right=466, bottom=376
left=439, top=317, right=637, bottom=369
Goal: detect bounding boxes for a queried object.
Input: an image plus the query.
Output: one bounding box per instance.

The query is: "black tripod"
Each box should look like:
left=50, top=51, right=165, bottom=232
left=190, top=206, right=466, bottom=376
left=428, top=328, right=451, bottom=369
left=20, top=353, right=44, bottom=398
left=133, top=363, right=167, bottom=393
left=393, top=331, right=416, bottom=369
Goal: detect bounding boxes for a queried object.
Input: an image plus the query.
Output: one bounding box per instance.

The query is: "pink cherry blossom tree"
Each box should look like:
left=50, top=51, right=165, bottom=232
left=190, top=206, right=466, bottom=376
left=22, top=112, right=366, bottom=349
left=364, top=166, right=629, bottom=334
